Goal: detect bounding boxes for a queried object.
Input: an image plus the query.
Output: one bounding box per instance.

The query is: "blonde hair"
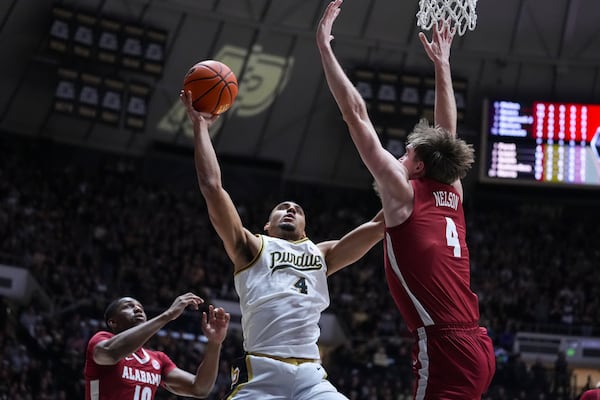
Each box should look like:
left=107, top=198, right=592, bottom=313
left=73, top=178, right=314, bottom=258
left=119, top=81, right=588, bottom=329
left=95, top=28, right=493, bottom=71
left=407, top=119, right=474, bottom=184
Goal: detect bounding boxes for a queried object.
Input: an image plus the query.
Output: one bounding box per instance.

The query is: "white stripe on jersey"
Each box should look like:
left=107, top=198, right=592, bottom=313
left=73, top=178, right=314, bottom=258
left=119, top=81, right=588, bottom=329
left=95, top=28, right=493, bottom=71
left=415, top=327, right=430, bottom=400
left=90, top=379, right=99, bottom=400
left=385, top=233, right=434, bottom=326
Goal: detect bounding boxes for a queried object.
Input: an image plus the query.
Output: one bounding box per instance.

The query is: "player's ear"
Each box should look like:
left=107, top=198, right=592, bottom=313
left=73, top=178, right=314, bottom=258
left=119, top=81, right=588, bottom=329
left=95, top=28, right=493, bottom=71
left=417, top=160, right=425, bottom=173
left=263, top=222, right=270, bottom=233
left=107, top=319, right=116, bottom=331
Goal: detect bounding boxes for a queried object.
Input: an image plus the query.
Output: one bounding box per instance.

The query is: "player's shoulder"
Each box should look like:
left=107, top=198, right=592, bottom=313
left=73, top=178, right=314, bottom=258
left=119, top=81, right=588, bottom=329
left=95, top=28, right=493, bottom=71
left=581, top=389, right=600, bottom=400
left=148, top=348, right=177, bottom=371
left=87, top=330, right=113, bottom=347
left=143, top=346, right=163, bottom=356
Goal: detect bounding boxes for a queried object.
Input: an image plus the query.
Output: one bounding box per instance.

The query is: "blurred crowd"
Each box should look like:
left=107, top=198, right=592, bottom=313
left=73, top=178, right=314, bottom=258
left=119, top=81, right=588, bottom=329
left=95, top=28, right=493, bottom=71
left=1, top=134, right=598, bottom=399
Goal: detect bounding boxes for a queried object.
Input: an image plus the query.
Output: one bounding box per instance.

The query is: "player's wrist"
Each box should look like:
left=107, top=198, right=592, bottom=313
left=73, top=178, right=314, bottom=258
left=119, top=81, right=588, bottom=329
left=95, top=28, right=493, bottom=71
left=204, top=339, right=224, bottom=349
left=160, top=309, right=180, bottom=322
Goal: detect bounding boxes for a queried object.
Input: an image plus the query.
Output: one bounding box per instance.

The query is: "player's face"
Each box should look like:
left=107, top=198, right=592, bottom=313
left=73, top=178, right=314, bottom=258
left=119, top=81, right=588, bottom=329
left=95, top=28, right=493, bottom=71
left=399, top=145, right=424, bottom=179
left=111, top=298, right=147, bottom=332
left=265, top=201, right=306, bottom=240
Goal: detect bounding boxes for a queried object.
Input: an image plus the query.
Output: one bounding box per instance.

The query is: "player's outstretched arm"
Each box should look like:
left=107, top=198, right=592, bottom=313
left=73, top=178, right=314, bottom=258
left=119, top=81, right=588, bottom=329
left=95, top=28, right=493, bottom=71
left=318, top=210, right=384, bottom=276
left=316, top=0, right=391, bottom=176
left=317, top=1, right=414, bottom=220
left=418, top=23, right=456, bottom=137
left=93, top=293, right=204, bottom=365
left=180, top=90, right=259, bottom=270
left=163, top=305, right=230, bottom=398
left=419, top=25, right=466, bottom=196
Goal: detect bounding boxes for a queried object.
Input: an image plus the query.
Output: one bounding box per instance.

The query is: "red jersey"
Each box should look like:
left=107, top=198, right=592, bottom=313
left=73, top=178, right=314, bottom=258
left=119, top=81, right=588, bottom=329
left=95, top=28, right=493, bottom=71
left=384, top=178, right=480, bottom=333
left=582, top=389, right=600, bottom=400
left=84, top=331, right=177, bottom=400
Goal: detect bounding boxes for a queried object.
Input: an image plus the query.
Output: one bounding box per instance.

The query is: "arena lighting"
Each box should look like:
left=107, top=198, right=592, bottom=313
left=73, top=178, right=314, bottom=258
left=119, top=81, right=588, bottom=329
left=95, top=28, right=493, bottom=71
left=54, top=68, right=78, bottom=114
left=53, top=70, right=150, bottom=130
left=143, top=28, right=168, bottom=76
left=121, top=24, right=144, bottom=71
left=398, top=74, right=421, bottom=117
left=48, top=5, right=167, bottom=77
left=353, top=68, right=467, bottom=119
left=72, top=12, right=96, bottom=59
left=77, top=73, right=102, bottom=119
left=124, top=82, right=151, bottom=131
left=100, top=78, right=125, bottom=126
left=399, top=74, right=421, bottom=102
left=377, top=71, right=398, bottom=102
left=96, top=17, right=121, bottom=66
left=352, top=68, right=376, bottom=109
left=48, top=6, right=72, bottom=54
left=48, top=4, right=163, bottom=129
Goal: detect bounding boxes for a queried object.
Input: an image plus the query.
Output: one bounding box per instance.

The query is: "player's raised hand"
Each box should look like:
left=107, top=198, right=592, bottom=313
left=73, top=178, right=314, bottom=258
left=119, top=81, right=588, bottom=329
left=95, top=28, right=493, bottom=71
left=418, top=21, right=455, bottom=65
left=165, top=292, right=205, bottom=321
left=202, top=305, right=230, bottom=345
left=317, top=0, right=343, bottom=49
left=179, top=89, right=220, bottom=128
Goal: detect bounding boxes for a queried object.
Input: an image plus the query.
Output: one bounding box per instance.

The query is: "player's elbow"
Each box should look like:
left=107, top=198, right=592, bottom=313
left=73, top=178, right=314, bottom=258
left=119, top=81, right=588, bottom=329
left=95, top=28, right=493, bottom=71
left=168, top=381, right=213, bottom=399
left=190, top=382, right=214, bottom=399
left=197, top=175, right=223, bottom=195
left=341, top=97, right=369, bottom=127
left=92, top=345, right=121, bottom=365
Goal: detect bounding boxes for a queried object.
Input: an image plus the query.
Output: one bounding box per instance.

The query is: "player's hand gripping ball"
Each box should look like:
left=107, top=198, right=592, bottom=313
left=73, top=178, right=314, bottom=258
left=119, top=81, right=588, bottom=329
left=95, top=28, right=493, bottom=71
left=183, top=60, right=238, bottom=115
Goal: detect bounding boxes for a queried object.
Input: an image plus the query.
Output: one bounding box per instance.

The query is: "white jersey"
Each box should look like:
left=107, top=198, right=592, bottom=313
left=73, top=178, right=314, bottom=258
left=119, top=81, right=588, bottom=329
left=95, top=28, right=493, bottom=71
left=234, top=234, right=330, bottom=360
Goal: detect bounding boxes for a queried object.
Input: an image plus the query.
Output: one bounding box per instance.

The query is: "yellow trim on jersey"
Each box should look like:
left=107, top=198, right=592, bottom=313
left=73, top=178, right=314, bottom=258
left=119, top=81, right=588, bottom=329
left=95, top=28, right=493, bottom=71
left=224, top=355, right=254, bottom=399
left=234, top=235, right=265, bottom=276
left=233, top=234, right=314, bottom=276
left=291, top=236, right=311, bottom=244
left=248, top=352, right=320, bottom=365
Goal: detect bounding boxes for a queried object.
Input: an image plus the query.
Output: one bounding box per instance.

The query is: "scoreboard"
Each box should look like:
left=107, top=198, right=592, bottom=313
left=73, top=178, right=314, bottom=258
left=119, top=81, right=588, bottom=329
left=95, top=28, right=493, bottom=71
left=480, top=99, right=600, bottom=188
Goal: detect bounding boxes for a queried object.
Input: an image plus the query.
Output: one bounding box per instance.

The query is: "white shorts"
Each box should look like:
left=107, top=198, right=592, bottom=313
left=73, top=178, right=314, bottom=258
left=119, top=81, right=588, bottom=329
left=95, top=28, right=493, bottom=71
left=224, top=354, right=348, bottom=400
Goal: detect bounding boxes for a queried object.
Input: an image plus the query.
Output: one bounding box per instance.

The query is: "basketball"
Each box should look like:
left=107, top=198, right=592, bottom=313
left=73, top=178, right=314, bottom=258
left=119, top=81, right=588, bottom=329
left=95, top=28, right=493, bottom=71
left=183, top=60, right=238, bottom=115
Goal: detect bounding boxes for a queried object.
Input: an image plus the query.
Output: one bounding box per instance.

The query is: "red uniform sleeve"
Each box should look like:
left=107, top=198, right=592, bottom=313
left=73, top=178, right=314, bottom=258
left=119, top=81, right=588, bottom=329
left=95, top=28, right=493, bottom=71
left=581, top=389, right=600, bottom=400
left=156, top=351, right=178, bottom=387
left=85, top=331, right=114, bottom=371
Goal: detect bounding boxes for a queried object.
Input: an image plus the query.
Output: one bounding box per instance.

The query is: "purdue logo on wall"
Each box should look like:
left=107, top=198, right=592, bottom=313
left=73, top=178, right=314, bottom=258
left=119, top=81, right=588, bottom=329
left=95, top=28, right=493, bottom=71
left=158, top=44, right=294, bottom=138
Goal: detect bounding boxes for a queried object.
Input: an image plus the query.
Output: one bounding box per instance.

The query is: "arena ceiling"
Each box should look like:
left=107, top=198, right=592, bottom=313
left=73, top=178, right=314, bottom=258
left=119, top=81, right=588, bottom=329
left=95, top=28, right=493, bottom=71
left=1, top=0, right=600, bottom=188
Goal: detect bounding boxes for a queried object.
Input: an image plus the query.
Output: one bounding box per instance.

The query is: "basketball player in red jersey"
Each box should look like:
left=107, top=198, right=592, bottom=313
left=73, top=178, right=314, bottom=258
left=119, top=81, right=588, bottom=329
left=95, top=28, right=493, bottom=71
left=317, top=1, right=495, bottom=399
left=84, top=292, right=230, bottom=399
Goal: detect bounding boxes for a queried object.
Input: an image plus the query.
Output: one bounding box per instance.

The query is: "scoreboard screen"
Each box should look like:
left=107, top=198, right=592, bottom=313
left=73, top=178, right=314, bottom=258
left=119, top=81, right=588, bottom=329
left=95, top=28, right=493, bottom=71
left=480, top=99, right=600, bottom=188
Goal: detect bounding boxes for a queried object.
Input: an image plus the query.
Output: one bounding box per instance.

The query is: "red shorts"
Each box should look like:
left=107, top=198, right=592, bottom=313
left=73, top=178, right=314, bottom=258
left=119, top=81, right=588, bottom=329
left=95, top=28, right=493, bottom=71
left=411, top=324, right=495, bottom=400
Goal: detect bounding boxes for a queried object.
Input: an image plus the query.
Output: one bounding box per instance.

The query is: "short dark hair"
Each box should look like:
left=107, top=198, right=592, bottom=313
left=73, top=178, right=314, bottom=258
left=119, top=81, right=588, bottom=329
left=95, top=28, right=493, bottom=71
left=104, top=298, right=124, bottom=328
left=407, top=119, right=474, bottom=184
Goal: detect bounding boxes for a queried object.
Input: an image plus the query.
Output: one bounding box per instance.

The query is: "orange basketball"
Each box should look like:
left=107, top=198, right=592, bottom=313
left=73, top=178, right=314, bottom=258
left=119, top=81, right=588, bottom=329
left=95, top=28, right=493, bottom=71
left=183, top=60, right=238, bottom=115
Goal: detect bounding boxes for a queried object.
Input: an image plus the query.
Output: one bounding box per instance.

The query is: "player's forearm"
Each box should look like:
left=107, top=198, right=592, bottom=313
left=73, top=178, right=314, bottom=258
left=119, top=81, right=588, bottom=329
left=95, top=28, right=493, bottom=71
left=326, top=218, right=384, bottom=275
left=434, top=61, right=457, bottom=136
left=193, top=124, right=223, bottom=194
left=318, top=44, right=367, bottom=123
left=190, top=341, right=223, bottom=397
left=97, top=313, right=171, bottom=362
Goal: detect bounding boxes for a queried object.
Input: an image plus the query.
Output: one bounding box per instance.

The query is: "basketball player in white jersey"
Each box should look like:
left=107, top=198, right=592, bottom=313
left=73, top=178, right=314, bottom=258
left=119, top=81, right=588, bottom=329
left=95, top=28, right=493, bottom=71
left=180, top=90, right=384, bottom=399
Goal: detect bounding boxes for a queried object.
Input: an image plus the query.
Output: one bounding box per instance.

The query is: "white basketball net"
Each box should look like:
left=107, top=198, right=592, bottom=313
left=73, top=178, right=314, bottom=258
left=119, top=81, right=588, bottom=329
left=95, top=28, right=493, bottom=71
left=416, top=0, right=478, bottom=36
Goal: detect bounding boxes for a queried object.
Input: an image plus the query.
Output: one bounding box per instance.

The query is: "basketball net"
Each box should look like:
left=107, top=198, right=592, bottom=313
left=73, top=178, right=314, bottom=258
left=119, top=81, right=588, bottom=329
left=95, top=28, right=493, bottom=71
left=416, top=0, right=478, bottom=36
